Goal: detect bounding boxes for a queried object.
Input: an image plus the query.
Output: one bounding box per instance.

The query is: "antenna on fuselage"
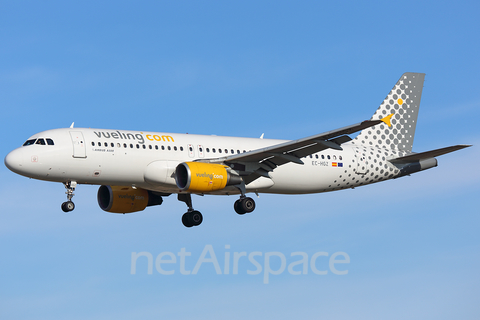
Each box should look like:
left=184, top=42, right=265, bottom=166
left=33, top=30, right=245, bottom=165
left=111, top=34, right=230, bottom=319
left=70, top=122, right=74, bottom=128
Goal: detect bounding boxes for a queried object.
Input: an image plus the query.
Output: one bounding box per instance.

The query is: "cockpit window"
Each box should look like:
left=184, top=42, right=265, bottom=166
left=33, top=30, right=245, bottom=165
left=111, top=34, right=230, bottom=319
left=23, top=138, right=54, bottom=146
left=23, top=139, right=37, bottom=146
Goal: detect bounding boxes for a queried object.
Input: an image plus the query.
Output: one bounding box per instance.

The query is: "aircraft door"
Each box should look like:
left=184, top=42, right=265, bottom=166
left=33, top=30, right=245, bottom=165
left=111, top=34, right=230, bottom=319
left=70, top=131, right=86, bottom=158
left=354, top=147, right=368, bottom=175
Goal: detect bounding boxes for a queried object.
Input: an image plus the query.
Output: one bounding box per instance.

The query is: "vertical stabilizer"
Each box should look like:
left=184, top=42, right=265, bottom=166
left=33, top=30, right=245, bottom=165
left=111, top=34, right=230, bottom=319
left=353, top=72, right=425, bottom=152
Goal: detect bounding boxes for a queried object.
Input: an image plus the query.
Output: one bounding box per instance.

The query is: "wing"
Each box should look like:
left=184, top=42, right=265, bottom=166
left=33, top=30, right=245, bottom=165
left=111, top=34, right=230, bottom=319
left=201, top=117, right=390, bottom=183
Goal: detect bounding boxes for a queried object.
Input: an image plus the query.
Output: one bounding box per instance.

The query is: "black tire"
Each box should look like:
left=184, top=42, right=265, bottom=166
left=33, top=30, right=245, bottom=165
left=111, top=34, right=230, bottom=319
left=61, top=201, right=75, bottom=212
left=234, top=199, right=246, bottom=215
left=240, top=197, right=255, bottom=213
left=191, top=210, right=203, bottom=226
left=66, top=201, right=75, bottom=211
left=182, top=213, right=193, bottom=228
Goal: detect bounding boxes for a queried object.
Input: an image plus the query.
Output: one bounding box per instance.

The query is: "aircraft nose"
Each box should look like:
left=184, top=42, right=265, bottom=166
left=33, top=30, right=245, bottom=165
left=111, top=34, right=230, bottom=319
left=4, top=148, right=24, bottom=173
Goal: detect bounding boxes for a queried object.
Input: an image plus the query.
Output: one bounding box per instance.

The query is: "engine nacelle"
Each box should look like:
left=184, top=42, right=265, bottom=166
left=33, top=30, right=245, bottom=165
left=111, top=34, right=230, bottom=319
left=175, top=162, right=242, bottom=192
left=97, top=185, right=163, bottom=213
left=397, top=158, right=438, bottom=178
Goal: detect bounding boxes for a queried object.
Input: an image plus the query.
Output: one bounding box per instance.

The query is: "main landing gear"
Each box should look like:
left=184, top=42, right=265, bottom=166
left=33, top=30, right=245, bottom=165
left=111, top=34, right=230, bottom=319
left=233, top=182, right=255, bottom=215
left=177, top=190, right=256, bottom=228
left=178, top=194, right=203, bottom=228
left=234, top=196, right=256, bottom=215
left=61, top=181, right=77, bottom=212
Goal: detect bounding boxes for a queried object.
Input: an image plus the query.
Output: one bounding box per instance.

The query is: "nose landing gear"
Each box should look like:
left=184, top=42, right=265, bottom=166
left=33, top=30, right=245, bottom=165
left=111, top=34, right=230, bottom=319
left=62, top=181, right=77, bottom=212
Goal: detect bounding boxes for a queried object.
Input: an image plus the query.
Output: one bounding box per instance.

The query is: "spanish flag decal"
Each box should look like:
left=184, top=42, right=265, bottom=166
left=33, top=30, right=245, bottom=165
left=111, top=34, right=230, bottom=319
left=332, top=162, right=337, bottom=167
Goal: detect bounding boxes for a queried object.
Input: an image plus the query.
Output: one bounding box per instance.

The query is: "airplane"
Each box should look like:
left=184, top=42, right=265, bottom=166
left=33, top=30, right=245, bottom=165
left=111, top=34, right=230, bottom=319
left=4, top=72, right=471, bottom=227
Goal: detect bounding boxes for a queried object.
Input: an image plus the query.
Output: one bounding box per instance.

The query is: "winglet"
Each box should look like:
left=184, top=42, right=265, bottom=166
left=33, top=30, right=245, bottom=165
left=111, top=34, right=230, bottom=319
left=381, top=113, right=394, bottom=127
left=70, top=122, right=74, bottom=128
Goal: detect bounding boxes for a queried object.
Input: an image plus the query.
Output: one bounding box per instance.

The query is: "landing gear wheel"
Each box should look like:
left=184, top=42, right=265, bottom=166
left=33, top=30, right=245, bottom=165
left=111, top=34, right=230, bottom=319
left=241, top=197, right=256, bottom=213
left=234, top=197, right=256, bottom=214
left=190, top=210, right=203, bottom=226
left=182, top=212, right=193, bottom=228
left=234, top=199, right=246, bottom=215
left=61, top=201, right=75, bottom=212
left=182, top=210, right=203, bottom=228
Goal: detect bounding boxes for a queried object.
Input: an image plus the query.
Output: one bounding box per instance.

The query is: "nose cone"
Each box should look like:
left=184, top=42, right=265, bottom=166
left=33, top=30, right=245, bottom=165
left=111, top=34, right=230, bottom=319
left=4, top=148, right=24, bottom=174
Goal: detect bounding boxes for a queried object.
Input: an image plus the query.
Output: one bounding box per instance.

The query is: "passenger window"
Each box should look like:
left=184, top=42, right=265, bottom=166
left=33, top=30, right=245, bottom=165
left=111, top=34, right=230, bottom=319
left=162, top=146, right=165, bottom=150
left=168, top=146, right=171, bottom=151
left=237, top=150, right=240, bottom=154
left=321, top=155, right=325, bottom=159
left=155, top=145, right=158, bottom=150
left=104, top=142, right=108, bottom=147
left=219, top=149, right=222, bottom=153
left=212, top=148, right=216, bottom=153
left=339, top=156, right=343, bottom=160
left=117, top=143, right=121, bottom=148
left=98, top=142, right=101, bottom=146
left=111, top=143, right=114, bottom=147
left=124, top=143, right=127, bottom=148
left=136, top=144, right=140, bottom=149
left=149, top=145, right=152, bottom=150
left=174, top=146, right=177, bottom=151
left=206, top=148, right=210, bottom=153
left=327, top=155, right=330, bottom=160
left=36, top=139, right=46, bottom=145
left=91, top=142, right=95, bottom=146
left=23, top=139, right=36, bottom=146
left=143, top=145, right=146, bottom=149
left=231, top=149, right=234, bottom=154
left=130, top=144, right=133, bottom=148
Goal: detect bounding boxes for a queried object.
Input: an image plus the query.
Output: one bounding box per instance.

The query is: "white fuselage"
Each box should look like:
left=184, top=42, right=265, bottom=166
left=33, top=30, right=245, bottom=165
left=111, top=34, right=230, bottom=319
left=5, top=127, right=407, bottom=196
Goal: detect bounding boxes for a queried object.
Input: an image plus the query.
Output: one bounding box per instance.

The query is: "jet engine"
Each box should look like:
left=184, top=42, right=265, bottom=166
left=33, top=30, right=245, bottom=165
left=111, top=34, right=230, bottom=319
left=97, top=185, right=163, bottom=213
left=175, top=162, right=242, bottom=192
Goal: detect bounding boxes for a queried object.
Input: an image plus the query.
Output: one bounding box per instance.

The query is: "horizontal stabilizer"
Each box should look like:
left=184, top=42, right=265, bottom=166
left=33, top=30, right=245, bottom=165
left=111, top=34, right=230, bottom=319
left=389, top=145, right=471, bottom=163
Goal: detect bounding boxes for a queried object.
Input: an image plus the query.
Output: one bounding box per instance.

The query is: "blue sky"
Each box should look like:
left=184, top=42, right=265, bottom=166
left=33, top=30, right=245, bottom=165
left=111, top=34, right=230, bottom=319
left=1, top=1, right=479, bottom=319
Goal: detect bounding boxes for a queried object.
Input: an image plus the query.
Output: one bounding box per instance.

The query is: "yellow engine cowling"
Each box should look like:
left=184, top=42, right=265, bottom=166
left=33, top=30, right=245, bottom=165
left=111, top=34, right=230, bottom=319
left=97, top=185, right=162, bottom=213
left=175, top=162, right=242, bottom=192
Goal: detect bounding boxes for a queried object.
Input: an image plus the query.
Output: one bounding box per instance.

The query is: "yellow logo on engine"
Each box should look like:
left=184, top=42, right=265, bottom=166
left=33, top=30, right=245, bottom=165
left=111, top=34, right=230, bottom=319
left=178, top=162, right=229, bottom=192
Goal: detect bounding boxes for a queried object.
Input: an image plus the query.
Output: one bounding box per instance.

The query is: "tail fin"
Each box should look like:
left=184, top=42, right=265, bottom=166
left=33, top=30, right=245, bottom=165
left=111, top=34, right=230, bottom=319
left=353, top=72, right=425, bottom=152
